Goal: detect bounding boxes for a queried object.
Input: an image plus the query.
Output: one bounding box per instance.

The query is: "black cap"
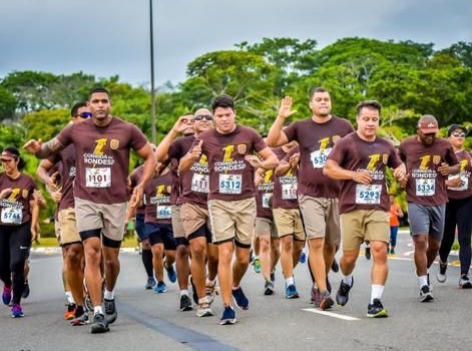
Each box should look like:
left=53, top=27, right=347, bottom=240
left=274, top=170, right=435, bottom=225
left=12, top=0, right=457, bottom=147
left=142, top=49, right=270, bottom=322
left=447, top=124, right=468, bottom=137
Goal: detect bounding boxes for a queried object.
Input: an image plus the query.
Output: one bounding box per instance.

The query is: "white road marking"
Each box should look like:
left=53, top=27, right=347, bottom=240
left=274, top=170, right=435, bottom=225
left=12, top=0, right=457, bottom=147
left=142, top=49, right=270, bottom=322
left=302, top=308, right=360, bottom=321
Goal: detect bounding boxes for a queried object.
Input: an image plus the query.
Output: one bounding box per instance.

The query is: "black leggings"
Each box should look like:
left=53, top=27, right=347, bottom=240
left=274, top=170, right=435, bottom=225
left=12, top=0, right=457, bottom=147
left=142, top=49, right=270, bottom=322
left=439, top=196, right=472, bottom=275
left=0, top=222, right=32, bottom=305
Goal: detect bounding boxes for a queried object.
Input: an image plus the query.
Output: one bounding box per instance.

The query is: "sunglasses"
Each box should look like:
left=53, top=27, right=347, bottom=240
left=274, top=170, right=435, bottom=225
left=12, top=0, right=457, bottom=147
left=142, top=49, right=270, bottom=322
left=452, top=132, right=466, bottom=138
left=194, top=115, right=213, bottom=121
left=77, top=112, right=92, bottom=118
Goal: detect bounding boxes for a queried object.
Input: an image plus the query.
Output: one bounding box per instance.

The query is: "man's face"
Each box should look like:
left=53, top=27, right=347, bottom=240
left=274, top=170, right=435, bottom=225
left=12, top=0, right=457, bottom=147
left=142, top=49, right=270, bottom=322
left=309, top=92, right=332, bottom=117
left=213, top=107, right=235, bottom=133
left=449, top=129, right=466, bottom=148
left=0, top=156, right=17, bottom=173
left=418, top=130, right=436, bottom=146
left=193, top=110, right=214, bottom=134
left=356, top=107, right=379, bottom=139
left=74, top=106, right=92, bottom=124
left=88, top=92, right=111, bottom=120
left=180, top=115, right=195, bottom=135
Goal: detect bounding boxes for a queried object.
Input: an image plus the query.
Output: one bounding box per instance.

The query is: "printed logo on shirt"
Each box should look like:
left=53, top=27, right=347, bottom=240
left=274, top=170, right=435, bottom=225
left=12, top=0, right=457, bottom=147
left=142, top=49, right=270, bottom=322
left=93, top=138, right=108, bottom=155
left=22, top=189, right=28, bottom=199
left=110, top=139, right=120, bottom=150
left=8, top=188, right=20, bottom=201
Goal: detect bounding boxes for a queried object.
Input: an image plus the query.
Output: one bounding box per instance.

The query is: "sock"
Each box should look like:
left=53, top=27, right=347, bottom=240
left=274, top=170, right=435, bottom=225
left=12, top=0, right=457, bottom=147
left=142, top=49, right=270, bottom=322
left=104, top=289, right=114, bottom=300
left=180, top=289, right=189, bottom=297
left=142, top=249, right=154, bottom=277
left=285, top=277, right=294, bottom=286
left=94, top=306, right=103, bottom=315
left=370, top=284, right=384, bottom=303
left=65, top=291, right=75, bottom=305
left=343, top=274, right=353, bottom=286
left=418, top=275, right=428, bottom=288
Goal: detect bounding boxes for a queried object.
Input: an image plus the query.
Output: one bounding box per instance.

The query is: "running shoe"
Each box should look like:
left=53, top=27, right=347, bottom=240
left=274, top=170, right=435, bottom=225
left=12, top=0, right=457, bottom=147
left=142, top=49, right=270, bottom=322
left=196, top=297, right=213, bottom=317
left=205, top=281, right=218, bottom=305
left=154, top=281, right=167, bottom=294
left=319, top=290, right=334, bottom=310
left=165, top=263, right=177, bottom=283
left=419, top=285, right=433, bottom=302
left=331, top=259, right=339, bottom=273
left=436, top=261, right=447, bottom=283
left=459, top=274, right=472, bottom=289
left=145, top=277, right=156, bottom=290
left=2, top=284, right=12, bottom=306
left=367, top=299, right=388, bottom=318
left=389, top=249, right=396, bottom=255
left=220, top=306, right=237, bottom=325
left=264, top=280, right=275, bottom=296
left=11, top=304, right=24, bottom=318
left=180, top=294, right=193, bottom=312
left=232, top=287, right=249, bottom=309
left=299, top=252, right=306, bottom=264
left=253, top=258, right=261, bottom=274
left=336, top=278, right=354, bottom=306
left=104, top=298, right=117, bottom=324
left=64, top=303, right=76, bottom=320
left=365, top=247, right=371, bottom=260
left=22, top=280, right=30, bottom=299
left=285, top=284, right=299, bottom=299
left=90, top=313, right=109, bottom=334
left=311, top=285, right=321, bottom=307
left=70, top=307, right=89, bottom=326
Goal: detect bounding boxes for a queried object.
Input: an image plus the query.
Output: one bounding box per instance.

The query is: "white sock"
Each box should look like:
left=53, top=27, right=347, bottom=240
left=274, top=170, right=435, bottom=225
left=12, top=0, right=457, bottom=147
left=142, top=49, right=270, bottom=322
left=343, top=274, right=353, bottom=286
left=285, top=277, right=294, bottom=286
left=94, top=306, right=103, bottom=315
left=418, top=275, right=428, bottom=288
left=180, top=289, right=189, bottom=297
left=370, top=284, right=384, bottom=303
left=104, top=289, right=114, bottom=300
left=65, top=291, right=75, bottom=305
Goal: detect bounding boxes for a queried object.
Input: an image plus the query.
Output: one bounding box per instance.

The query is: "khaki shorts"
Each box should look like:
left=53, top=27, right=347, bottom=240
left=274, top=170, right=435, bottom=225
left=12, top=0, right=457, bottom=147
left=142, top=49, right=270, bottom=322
left=208, top=198, right=256, bottom=247
left=298, top=195, right=340, bottom=245
left=255, top=218, right=278, bottom=238
left=58, top=207, right=81, bottom=245
left=75, top=197, right=127, bottom=242
left=180, top=203, right=211, bottom=237
left=340, top=209, right=389, bottom=251
left=273, top=208, right=306, bottom=242
left=171, top=205, right=185, bottom=239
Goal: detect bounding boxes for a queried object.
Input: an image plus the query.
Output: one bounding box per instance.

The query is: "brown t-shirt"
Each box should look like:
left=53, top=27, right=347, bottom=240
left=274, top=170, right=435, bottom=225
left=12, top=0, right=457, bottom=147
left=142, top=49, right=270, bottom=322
left=284, top=116, right=354, bottom=198
left=272, top=147, right=299, bottom=210
left=129, top=165, right=145, bottom=215
left=57, top=117, right=148, bottom=204
left=144, top=171, right=173, bottom=224
left=256, top=169, right=275, bottom=219
left=168, top=135, right=195, bottom=206
left=446, top=150, right=472, bottom=200
left=0, top=173, right=37, bottom=225
left=170, top=135, right=209, bottom=208
left=48, top=144, right=76, bottom=211
left=328, top=133, right=403, bottom=214
left=399, top=136, right=459, bottom=206
left=197, top=125, right=267, bottom=201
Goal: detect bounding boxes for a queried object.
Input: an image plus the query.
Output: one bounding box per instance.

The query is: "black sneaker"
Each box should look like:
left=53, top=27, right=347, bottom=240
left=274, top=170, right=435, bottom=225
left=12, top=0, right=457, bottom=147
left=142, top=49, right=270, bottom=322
left=419, top=285, right=433, bottom=302
left=367, top=299, right=388, bottom=318
left=91, top=313, right=109, bottom=334
left=180, top=294, right=193, bottom=311
left=264, top=280, right=275, bottom=296
left=22, top=280, right=30, bottom=299
left=331, top=259, right=339, bottom=273
left=336, top=278, right=354, bottom=306
left=232, top=287, right=249, bottom=310
left=459, top=274, right=472, bottom=289
left=104, top=298, right=117, bottom=324
left=365, top=247, right=371, bottom=260
left=145, top=277, right=156, bottom=290
left=71, top=306, right=89, bottom=326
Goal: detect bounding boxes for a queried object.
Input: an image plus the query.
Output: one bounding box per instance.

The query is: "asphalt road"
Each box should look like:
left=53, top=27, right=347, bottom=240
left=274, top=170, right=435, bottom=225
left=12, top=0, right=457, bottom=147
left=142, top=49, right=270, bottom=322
left=3, top=231, right=471, bottom=351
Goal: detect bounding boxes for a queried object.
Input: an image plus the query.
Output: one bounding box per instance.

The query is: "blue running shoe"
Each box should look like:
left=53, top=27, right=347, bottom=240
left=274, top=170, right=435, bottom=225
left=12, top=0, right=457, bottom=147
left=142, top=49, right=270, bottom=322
left=3, top=284, right=12, bottom=306
left=232, top=287, right=249, bottom=310
left=165, top=264, right=177, bottom=283
left=12, top=304, right=24, bottom=318
left=299, top=252, right=306, bottom=264
left=285, top=284, right=299, bottom=299
left=220, top=306, right=237, bottom=325
left=154, top=281, right=167, bottom=294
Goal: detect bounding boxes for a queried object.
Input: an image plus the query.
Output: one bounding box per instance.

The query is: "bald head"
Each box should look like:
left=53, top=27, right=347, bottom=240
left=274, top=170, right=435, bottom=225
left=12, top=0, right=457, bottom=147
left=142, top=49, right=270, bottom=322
left=193, top=108, right=214, bottom=134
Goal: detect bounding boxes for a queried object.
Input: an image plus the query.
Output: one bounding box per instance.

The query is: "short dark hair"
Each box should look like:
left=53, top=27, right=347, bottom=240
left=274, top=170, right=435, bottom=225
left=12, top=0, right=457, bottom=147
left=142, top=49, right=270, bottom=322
left=2, top=146, right=26, bottom=170
left=309, top=87, right=329, bottom=100
left=70, top=102, right=87, bottom=117
left=356, top=100, right=382, bottom=115
left=211, top=95, right=235, bottom=112
left=88, top=87, right=111, bottom=100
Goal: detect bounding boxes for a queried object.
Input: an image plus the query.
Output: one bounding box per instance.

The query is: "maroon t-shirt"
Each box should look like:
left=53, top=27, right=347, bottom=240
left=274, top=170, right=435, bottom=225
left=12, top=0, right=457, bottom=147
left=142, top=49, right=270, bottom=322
left=256, top=169, right=275, bottom=219
left=399, top=136, right=459, bottom=206
left=197, top=126, right=267, bottom=201
left=272, top=147, right=299, bottom=210
left=328, top=133, right=403, bottom=214
left=57, top=117, right=148, bottom=204
left=48, top=144, right=76, bottom=211
left=168, top=135, right=195, bottom=206
left=0, top=173, right=37, bottom=225
left=170, top=135, right=209, bottom=208
left=284, top=116, right=354, bottom=198
left=447, top=150, right=472, bottom=200
left=144, top=171, right=173, bottom=224
left=129, top=165, right=145, bottom=215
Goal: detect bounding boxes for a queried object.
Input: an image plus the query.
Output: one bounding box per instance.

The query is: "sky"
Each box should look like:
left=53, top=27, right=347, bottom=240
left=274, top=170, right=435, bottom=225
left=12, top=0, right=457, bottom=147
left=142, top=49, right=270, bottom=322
left=1, top=0, right=471, bottom=88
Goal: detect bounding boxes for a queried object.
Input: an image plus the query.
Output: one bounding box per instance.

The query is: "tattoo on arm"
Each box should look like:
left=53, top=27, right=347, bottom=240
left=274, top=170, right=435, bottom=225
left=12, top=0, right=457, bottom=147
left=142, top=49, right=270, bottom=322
left=37, top=138, right=65, bottom=158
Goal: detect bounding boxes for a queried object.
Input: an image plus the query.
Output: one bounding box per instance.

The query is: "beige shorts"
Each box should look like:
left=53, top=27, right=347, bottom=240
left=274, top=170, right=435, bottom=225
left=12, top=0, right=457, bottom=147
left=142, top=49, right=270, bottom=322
left=75, top=197, right=127, bottom=242
left=298, top=195, right=340, bottom=245
left=171, top=205, right=185, bottom=239
left=340, top=209, right=389, bottom=251
left=58, top=207, right=81, bottom=245
left=208, top=198, right=256, bottom=247
left=180, top=203, right=211, bottom=237
left=255, top=218, right=278, bottom=238
left=273, top=208, right=306, bottom=242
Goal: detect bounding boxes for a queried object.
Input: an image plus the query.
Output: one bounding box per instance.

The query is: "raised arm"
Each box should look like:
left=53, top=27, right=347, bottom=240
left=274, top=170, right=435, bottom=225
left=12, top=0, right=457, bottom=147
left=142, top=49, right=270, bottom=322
left=266, top=96, right=294, bottom=147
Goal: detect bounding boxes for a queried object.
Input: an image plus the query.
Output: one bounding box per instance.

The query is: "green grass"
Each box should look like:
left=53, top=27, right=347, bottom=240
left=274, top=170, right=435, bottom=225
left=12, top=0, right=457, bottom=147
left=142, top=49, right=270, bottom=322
left=32, top=234, right=140, bottom=249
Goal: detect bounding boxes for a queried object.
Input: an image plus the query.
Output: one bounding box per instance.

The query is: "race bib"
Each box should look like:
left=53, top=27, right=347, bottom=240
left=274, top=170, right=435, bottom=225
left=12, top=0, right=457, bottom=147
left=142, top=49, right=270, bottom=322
left=1, top=207, right=22, bottom=224
left=86, top=168, right=111, bottom=188
left=219, top=174, right=242, bottom=194
left=282, top=183, right=298, bottom=200
left=156, top=205, right=172, bottom=219
left=262, top=193, right=272, bottom=208
left=310, top=148, right=332, bottom=169
left=191, top=174, right=209, bottom=193
left=416, top=179, right=435, bottom=196
left=448, top=174, right=469, bottom=192
left=355, top=184, right=381, bottom=204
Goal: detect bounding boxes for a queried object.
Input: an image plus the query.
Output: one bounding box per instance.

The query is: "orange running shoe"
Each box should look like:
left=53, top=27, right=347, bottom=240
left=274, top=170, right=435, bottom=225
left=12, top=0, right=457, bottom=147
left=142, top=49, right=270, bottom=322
left=64, top=303, right=76, bottom=320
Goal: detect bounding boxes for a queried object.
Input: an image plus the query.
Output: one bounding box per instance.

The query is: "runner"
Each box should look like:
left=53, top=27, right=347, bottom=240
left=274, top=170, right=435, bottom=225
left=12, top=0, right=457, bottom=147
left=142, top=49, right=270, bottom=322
left=398, top=114, right=460, bottom=302
left=23, top=87, right=156, bottom=333
left=267, top=90, right=354, bottom=307
left=324, top=100, right=406, bottom=317
left=180, top=95, right=278, bottom=325
left=388, top=194, right=404, bottom=255
left=436, top=124, right=472, bottom=288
